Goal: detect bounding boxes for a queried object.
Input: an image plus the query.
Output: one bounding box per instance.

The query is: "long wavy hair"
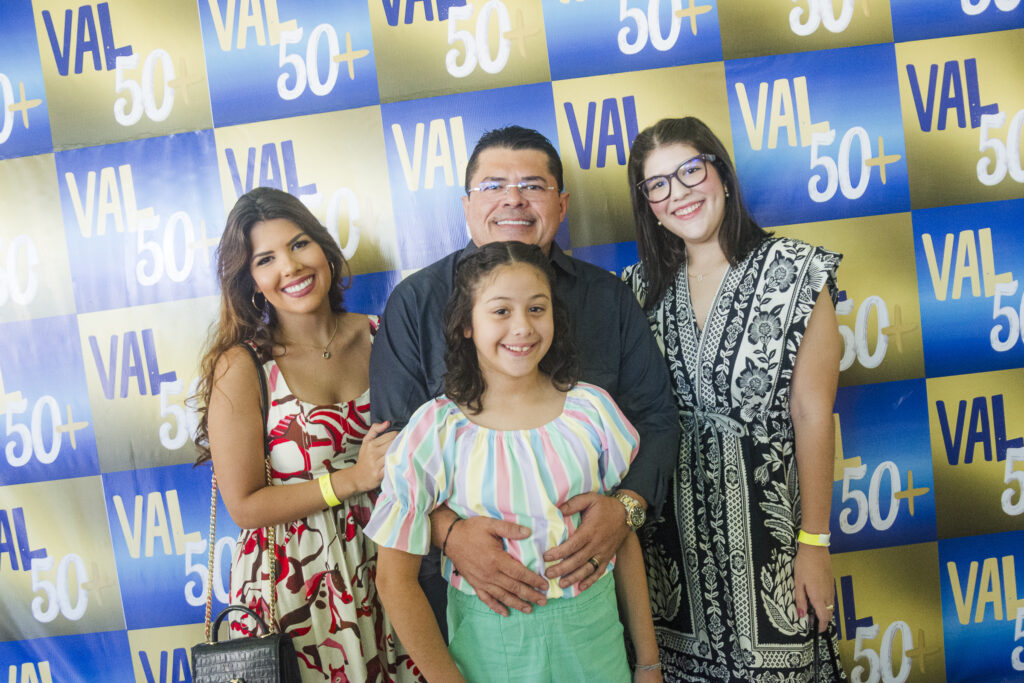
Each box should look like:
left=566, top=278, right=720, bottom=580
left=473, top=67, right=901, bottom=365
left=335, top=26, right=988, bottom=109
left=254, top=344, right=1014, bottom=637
left=193, top=187, right=350, bottom=464
left=627, top=117, right=770, bottom=309
left=444, top=242, right=579, bottom=414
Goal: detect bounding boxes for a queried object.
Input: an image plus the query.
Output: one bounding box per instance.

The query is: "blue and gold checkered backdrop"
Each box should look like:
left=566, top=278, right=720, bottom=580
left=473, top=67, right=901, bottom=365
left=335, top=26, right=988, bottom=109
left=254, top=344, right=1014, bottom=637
left=1, top=1, right=1023, bottom=680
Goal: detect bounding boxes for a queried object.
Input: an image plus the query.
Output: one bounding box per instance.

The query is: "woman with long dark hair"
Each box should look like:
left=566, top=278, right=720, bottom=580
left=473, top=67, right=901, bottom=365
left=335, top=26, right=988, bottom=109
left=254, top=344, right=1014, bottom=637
left=195, top=187, right=422, bottom=682
left=622, top=118, right=846, bottom=681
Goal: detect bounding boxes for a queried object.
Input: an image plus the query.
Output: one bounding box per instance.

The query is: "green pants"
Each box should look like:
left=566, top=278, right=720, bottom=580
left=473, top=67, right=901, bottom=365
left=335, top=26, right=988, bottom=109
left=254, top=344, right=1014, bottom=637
left=446, top=573, right=631, bottom=682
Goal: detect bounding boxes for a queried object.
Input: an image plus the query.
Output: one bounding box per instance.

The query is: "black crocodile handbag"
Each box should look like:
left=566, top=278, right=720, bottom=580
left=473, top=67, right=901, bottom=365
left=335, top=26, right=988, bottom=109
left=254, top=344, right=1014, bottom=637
left=191, top=605, right=301, bottom=683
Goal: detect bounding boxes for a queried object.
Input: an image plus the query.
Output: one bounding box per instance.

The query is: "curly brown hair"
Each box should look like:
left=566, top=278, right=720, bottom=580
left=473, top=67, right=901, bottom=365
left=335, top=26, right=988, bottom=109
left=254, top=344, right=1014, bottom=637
left=443, top=241, right=579, bottom=414
left=193, top=187, right=350, bottom=464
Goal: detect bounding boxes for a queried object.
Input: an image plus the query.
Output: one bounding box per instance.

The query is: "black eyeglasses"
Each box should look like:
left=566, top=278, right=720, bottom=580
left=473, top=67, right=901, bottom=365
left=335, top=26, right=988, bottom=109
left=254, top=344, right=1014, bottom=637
left=638, top=154, right=717, bottom=202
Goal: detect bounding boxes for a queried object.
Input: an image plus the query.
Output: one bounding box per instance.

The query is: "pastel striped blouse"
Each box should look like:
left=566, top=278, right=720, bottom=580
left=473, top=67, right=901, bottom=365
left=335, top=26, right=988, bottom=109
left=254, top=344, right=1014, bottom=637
left=366, top=382, right=639, bottom=599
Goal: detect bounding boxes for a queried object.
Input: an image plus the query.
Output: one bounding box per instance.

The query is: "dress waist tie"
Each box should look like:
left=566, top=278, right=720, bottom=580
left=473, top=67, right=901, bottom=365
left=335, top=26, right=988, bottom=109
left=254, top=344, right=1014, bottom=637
left=680, top=408, right=749, bottom=482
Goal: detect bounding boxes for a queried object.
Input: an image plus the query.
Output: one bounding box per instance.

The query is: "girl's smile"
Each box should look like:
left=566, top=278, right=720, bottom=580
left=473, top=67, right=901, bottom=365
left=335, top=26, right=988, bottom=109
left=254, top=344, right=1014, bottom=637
left=501, top=343, right=538, bottom=354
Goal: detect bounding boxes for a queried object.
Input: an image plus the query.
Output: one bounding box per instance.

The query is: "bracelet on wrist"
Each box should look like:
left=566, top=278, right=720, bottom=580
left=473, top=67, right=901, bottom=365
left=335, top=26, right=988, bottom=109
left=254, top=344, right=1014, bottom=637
left=441, top=517, right=463, bottom=557
left=635, top=662, right=661, bottom=671
left=797, top=529, right=831, bottom=547
left=318, top=473, right=341, bottom=507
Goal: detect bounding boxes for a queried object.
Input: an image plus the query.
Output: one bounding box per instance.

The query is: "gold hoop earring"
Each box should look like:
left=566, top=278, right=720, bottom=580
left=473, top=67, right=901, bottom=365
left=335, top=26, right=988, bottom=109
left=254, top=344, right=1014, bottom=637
left=329, top=260, right=336, bottom=281
left=251, top=290, right=265, bottom=312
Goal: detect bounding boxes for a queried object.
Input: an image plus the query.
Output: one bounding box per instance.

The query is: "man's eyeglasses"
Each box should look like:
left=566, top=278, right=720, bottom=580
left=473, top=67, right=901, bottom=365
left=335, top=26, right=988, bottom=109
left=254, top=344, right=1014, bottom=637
left=638, top=154, right=717, bottom=203
left=467, top=181, right=558, bottom=201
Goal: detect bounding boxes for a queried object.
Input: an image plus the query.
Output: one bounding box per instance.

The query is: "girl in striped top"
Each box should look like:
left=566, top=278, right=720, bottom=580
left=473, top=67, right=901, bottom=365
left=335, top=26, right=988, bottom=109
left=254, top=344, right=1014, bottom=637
left=367, top=241, right=662, bottom=682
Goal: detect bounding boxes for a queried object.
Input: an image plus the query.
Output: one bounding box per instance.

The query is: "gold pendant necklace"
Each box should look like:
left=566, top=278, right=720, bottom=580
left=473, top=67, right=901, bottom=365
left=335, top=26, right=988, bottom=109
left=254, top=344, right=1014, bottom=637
left=320, top=315, right=339, bottom=359
left=282, top=315, right=339, bottom=360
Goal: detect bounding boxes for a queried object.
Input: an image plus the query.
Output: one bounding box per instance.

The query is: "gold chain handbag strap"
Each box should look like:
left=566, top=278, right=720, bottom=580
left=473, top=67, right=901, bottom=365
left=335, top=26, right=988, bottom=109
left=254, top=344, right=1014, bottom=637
left=202, top=342, right=277, bottom=643
left=204, top=470, right=217, bottom=641
left=264, top=456, right=277, bottom=624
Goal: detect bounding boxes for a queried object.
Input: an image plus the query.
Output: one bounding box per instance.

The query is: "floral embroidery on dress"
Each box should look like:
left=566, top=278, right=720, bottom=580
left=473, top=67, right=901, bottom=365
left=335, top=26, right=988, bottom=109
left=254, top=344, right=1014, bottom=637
left=747, top=311, right=784, bottom=345
left=737, top=358, right=772, bottom=401
left=763, top=252, right=798, bottom=292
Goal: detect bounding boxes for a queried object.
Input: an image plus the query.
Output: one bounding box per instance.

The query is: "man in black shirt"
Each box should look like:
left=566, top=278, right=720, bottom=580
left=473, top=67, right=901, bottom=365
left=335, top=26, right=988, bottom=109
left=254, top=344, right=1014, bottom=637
left=369, top=126, right=678, bottom=630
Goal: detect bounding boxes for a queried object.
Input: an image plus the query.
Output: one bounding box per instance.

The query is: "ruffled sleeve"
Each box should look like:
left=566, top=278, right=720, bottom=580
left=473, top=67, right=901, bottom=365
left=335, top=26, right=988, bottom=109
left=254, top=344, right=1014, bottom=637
left=365, top=399, right=454, bottom=555
left=574, top=383, right=640, bottom=492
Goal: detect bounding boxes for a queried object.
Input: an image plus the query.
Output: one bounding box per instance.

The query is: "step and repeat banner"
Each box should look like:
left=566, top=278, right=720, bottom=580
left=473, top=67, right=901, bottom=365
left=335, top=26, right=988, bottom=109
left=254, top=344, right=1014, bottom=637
left=1, top=1, right=1023, bottom=681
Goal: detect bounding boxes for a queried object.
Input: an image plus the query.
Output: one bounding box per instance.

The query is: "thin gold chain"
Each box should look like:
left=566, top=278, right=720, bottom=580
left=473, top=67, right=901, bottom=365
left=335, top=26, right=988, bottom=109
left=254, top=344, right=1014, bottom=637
left=280, top=314, right=340, bottom=359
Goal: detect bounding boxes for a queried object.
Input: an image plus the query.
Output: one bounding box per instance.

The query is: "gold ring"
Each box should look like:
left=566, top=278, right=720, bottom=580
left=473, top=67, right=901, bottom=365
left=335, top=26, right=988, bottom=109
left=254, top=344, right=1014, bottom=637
left=825, top=604, right=834, bottom=610
left=588, top=557, right=600, bottom=571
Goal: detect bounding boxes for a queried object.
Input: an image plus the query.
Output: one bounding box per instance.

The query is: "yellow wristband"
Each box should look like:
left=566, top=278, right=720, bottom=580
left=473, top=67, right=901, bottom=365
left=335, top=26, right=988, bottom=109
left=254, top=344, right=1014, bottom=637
left=798, top=530, right=831, bottom=547
left=318, top=473, right=341, bottom=507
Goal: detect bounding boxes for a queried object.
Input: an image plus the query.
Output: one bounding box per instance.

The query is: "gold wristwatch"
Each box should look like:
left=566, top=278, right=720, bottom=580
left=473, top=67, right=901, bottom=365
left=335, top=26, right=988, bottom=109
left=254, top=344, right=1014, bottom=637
left=613, top=491, right=646, bottom=531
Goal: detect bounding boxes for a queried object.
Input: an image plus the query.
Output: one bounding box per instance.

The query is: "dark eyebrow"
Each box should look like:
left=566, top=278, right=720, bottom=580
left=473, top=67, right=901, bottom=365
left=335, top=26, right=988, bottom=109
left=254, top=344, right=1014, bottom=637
left=479, top=175, right=548, bottom=183
left=251, top=231, right=307, bottom=262
left=484, top=293, right=551, bottom=303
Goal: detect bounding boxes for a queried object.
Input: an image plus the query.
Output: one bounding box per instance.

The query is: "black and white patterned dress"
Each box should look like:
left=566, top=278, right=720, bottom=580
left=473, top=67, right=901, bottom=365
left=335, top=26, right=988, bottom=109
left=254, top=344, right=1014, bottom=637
left=622, top=237, right=846, bottom=682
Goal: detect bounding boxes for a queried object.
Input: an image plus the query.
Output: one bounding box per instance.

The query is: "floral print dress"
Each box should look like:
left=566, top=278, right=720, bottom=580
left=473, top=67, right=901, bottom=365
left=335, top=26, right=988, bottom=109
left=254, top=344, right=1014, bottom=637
left=623, top=238, right=846, bottom=682
left=229, top=316, right=424, bottom=683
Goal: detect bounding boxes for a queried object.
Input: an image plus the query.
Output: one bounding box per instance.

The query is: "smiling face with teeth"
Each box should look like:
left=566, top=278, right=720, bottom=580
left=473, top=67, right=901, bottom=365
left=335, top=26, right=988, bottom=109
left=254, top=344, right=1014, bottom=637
left=465, top=262, right=555, bottom=386
left=249, top=217, right=332, bottom=319
left=643, top=142, right=726, bottom=251
left=462, top=147, right=569, bottom=254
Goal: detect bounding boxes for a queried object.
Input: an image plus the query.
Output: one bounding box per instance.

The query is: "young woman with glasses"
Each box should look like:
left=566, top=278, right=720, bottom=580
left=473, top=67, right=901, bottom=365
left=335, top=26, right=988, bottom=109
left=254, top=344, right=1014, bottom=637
left=621, top=118, right=847, bottom=681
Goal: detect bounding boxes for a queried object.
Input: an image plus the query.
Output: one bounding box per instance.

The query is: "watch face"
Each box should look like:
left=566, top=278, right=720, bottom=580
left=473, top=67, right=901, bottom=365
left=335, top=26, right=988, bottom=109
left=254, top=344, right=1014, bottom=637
left=618, top=493, right=645, bottom=528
